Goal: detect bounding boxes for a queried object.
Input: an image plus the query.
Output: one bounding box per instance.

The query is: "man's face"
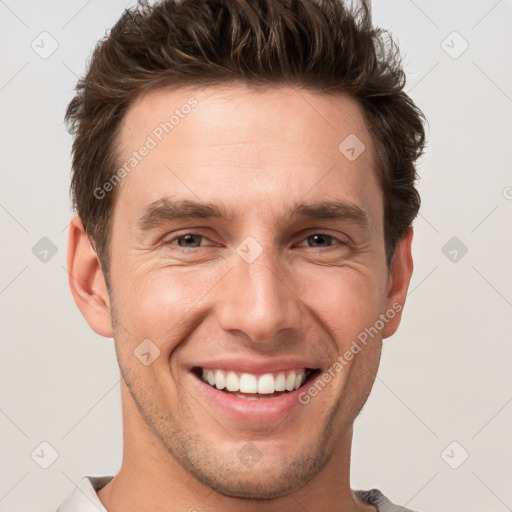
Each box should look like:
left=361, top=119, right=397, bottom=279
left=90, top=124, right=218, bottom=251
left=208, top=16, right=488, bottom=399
left=105, top=84, right=400, bottom=498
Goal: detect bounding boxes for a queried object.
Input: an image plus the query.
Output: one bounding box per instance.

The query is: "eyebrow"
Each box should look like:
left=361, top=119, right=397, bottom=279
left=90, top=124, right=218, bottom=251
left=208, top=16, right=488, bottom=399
left=138, top=199, right=233, bottom=231
left=138, top=198, right=370, bottom=231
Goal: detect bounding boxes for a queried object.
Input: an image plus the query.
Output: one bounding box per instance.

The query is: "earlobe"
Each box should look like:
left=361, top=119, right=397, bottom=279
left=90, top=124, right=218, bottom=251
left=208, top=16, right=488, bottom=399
left=382, top=228, right=414, bottom=339
left=67, top=216, right=114, bottom=338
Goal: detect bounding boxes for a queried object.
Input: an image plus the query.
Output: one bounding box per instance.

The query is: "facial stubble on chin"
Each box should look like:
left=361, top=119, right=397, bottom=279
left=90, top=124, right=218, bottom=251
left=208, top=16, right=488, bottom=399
left=108, top=287, right=379, bottom=500
left=114, top=350, right=369, bottom=499
left=120, top=368, right=337, bottom=499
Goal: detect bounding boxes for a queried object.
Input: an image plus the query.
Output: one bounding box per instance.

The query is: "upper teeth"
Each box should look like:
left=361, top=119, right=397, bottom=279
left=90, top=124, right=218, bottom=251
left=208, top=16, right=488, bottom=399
left=201, top=368, right=307, bottom=394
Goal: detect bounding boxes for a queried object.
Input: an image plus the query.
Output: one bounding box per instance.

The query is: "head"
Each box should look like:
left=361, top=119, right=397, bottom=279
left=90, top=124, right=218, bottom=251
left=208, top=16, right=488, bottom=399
left=66, top=0, right=425, bottom=501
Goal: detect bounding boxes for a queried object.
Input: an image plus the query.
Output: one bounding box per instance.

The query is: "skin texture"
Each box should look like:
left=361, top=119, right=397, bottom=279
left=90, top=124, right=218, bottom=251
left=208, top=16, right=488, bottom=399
left=68, top=83, right=414, bottom=512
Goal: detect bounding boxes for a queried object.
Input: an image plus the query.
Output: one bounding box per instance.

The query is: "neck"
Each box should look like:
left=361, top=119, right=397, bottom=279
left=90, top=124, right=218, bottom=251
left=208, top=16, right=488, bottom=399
left=97, top=381, right=374, bottom=512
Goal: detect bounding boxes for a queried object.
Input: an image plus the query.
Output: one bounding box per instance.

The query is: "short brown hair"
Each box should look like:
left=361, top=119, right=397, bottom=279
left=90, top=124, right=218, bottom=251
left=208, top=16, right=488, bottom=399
left=65, top=0, right=425, bottom=282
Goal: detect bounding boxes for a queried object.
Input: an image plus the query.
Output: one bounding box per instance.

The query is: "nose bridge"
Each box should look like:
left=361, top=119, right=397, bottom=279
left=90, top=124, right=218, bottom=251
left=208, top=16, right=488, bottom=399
left=217, top=239, right=302, bottom=343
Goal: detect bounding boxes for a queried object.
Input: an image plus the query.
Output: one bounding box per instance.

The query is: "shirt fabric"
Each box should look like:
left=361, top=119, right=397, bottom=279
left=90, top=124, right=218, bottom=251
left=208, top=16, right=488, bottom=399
left=56, top=475, right=420, bottom=512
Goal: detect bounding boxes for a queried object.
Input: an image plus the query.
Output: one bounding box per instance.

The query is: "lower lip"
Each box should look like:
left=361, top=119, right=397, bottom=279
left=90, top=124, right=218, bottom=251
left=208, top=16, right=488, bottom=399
left=190, top=373, right=310, bottom=423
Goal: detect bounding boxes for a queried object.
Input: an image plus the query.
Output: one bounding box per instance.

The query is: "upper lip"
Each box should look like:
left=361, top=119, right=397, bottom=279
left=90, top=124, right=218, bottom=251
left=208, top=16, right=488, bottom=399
left=190, top=357, right=320, bottom=375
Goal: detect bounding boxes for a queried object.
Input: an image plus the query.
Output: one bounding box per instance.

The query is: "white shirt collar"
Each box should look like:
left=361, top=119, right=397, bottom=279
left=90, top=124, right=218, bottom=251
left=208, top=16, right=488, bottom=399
left=56, top=476, right=113, bottom=512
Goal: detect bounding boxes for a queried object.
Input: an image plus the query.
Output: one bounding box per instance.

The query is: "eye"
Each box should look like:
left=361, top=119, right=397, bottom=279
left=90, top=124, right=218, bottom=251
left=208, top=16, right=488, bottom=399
left=163, top=232, right=346, bottom=252
left=298, top=233, right=345, bottom=249
left=167, top=233, right=208, bottom=249
left=305, top=233, right=334, bottom=248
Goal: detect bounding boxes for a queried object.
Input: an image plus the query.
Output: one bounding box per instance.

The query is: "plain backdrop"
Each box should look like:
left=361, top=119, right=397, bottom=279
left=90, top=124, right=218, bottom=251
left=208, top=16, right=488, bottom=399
left=1, top=1, right=511, bottom=511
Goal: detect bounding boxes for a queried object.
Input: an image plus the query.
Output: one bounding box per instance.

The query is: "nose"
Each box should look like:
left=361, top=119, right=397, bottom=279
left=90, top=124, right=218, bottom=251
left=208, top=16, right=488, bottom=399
left=216, top=242, right=303, bottom=346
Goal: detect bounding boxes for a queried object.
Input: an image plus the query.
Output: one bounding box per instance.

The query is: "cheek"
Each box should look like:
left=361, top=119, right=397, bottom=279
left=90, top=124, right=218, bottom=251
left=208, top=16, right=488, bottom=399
left=300, top=265, right=387, bottom=344
left=110, top=247, right=388, bottom=358
left=112, top=265, right=226, bottom=350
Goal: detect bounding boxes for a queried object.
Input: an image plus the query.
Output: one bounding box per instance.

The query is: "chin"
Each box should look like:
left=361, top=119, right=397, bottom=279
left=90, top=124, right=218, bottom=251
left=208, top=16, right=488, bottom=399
left=187, top=455, right=324, bottom=500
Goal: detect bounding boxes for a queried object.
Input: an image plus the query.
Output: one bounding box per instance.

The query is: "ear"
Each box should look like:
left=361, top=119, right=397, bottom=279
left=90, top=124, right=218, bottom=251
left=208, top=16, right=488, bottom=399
left=382, top=227, right=414, bottom=339
left=67, top=216, right=114, bottom=338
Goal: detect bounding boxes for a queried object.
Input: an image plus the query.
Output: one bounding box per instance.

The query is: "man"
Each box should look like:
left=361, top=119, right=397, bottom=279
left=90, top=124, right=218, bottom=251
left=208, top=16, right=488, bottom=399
left=58, top=0, right=426, bottom=510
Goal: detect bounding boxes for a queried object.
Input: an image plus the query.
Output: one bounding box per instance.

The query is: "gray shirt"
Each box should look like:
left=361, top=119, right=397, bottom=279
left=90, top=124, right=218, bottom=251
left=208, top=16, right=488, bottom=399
left=56, top=476, right=420, bottom=512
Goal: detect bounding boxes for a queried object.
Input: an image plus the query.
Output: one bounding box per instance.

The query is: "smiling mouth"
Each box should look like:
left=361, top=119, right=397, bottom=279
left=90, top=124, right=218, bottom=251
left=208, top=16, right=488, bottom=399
left=192, top=367, right=320, bottom=400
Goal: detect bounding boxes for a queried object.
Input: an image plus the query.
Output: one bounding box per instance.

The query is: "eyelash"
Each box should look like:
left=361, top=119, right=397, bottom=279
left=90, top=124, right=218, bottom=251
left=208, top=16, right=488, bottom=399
left=164, top=232, right=347, bottom=251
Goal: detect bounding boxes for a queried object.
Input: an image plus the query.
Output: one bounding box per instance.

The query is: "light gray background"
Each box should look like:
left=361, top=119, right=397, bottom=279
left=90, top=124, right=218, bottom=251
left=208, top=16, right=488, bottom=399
left=1, top=0, right=511, bottom=511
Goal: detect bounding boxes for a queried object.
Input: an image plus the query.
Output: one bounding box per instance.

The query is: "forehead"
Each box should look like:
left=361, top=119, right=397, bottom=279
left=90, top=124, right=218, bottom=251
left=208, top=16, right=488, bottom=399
left=114, top=83, right=382, bottom=229
left=120, top=83, right=374, bottom=160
